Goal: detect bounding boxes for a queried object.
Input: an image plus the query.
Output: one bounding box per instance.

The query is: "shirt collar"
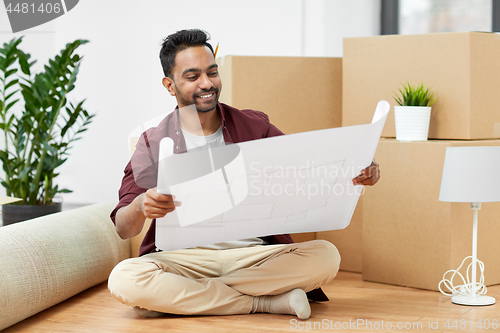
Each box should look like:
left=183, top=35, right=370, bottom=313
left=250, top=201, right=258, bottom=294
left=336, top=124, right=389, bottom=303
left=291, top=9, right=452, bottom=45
left=171, top=102, right=226, bottom=135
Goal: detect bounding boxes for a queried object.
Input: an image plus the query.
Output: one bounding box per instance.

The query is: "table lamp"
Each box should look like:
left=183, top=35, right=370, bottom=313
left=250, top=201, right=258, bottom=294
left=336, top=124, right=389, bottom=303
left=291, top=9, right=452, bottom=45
left=438, top=146, right=500, bottom=306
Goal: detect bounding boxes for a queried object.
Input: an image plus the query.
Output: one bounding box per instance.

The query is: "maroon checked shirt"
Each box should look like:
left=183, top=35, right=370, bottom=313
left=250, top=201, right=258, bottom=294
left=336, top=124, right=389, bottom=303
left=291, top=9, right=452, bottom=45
left=110, top=102, right=294, bottom=256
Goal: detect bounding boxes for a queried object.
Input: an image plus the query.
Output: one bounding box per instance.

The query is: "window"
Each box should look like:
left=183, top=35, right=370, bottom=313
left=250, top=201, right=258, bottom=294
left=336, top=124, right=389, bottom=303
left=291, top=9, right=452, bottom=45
left=381, top=0, right=500, bottom=34
left=400, top=0, right=491, bottom=34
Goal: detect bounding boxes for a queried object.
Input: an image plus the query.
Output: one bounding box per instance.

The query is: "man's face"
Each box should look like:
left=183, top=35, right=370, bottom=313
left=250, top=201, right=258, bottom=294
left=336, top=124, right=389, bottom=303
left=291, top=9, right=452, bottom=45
left=166, top=46, right=222, bottom=113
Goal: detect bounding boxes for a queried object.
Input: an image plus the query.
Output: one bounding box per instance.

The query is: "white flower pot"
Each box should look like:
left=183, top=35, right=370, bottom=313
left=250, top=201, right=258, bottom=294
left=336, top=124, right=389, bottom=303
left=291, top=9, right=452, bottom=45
left=394, top=106, right=431, bottom=141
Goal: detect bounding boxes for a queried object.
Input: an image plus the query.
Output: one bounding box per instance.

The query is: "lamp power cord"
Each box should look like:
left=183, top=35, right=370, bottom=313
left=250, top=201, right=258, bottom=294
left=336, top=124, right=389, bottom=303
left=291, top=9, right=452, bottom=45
left=438, top=256, right=488, bottom=297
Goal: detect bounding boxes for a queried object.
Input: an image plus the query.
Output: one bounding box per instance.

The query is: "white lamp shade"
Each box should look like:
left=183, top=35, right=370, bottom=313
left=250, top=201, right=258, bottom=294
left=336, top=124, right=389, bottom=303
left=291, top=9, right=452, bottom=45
left=439, top=147, right=500, bottom=203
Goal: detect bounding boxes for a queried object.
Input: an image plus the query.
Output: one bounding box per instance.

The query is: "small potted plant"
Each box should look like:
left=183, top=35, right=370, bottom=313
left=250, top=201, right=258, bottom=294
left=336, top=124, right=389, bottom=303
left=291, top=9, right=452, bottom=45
left=393, top=82, right=436, bottom=141
left=0, top=37, right=94, bottom=225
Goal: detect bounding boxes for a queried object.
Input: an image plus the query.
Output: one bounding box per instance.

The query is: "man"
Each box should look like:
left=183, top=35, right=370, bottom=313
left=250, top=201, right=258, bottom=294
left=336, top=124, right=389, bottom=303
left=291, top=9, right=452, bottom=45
left=108, top=29, right=380, bottom=320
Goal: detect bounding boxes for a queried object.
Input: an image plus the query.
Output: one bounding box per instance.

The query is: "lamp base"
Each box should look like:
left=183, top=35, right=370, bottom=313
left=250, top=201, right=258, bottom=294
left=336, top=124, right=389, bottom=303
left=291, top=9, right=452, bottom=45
left=451, top=295, right=496, bottom=306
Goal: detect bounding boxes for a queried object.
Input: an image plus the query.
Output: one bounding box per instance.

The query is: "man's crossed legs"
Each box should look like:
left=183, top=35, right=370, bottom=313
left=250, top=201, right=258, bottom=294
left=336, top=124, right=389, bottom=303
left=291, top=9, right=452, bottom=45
left=108, top=240, right=340, bottom=320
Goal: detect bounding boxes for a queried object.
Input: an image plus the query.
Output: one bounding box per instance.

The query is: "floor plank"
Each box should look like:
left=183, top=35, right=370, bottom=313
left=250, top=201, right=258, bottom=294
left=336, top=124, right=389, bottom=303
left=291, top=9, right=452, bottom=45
left=4, top=271, right=499, bottom=333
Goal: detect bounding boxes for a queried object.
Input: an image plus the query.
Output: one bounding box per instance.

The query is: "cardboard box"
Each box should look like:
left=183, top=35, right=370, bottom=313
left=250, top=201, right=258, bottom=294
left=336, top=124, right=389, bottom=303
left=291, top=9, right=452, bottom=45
left=362, top=139, right=500, bottom=291
left=343, top=32, right=500, bottom=140
left=291, top=232, right=316, bottom=243
left=217, top=56, right=342, bottom=134
left=316, top=200, right=363, bottom=272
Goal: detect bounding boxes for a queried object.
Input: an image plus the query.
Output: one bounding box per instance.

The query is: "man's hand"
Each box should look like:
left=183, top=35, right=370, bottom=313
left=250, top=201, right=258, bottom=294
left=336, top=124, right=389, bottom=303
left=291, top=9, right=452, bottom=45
left=352, top=160, right=380, bottom=186
left=140, top=189, right=181, bottom=220
left=115, top=189, right=181, bottom=239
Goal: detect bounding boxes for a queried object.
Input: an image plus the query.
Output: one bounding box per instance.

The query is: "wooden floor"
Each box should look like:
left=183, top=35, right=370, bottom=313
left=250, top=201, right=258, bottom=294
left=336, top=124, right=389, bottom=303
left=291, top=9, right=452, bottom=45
left=4, top=271, right=499, bottom=333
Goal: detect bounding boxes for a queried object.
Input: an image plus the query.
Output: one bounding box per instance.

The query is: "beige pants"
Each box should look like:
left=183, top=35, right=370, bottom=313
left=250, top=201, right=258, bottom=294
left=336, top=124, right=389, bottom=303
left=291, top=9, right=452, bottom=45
left=108, top=240, right=340, bottom=315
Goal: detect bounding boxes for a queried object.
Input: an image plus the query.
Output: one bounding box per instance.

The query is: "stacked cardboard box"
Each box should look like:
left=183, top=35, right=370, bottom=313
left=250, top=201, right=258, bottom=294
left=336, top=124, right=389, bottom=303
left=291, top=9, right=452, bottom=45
left=217, top=56, right=342, bottom=135
left=343, top=32, right=500, bottom=290
left=343, top=32, right=500, bottom=140
left=363, top=139, right=500, bottom=291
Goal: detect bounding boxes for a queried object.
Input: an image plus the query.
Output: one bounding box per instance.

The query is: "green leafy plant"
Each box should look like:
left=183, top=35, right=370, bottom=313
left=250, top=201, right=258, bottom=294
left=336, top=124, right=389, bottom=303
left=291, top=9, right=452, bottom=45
left=393, top=82, right=436, bottom=107
left=0, top=37, right=94, bottom=205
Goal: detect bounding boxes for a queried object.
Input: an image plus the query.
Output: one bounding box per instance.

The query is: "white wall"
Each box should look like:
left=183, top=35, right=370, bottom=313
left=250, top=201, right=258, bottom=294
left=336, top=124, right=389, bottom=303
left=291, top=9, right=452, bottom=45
left=303, top=0, right=381, bottom=57
left=0, top=0, right=380, bottom=206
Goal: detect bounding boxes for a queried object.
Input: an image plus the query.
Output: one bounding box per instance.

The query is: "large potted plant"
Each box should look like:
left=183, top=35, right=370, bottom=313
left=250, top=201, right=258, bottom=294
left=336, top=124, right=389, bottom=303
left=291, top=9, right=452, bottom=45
left=393, top=82, right=436, bottom=141
left=0, top=37, right=94, bottom=225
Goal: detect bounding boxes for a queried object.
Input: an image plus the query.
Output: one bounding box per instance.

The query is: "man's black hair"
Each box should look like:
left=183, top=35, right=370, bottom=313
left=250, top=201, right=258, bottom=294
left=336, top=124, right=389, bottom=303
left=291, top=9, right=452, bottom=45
left=159, top=29, right=214, bottom=78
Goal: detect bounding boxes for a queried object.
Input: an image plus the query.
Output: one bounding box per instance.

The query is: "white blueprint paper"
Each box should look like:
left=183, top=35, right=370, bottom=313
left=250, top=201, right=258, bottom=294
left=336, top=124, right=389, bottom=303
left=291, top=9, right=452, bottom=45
left=155, top=101, right=390, bottom=251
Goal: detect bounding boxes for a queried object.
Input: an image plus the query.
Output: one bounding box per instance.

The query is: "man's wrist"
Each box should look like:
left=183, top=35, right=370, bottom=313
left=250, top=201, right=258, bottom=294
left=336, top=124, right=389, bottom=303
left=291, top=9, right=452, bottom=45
left=133, top=193, right=146, bottom=218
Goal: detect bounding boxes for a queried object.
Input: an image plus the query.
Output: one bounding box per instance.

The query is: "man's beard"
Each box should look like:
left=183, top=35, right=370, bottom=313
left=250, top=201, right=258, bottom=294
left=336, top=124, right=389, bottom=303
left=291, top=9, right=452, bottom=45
left=193, top=87, right=220, bottom=113
left=175, top=84, right=222, bottom=113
